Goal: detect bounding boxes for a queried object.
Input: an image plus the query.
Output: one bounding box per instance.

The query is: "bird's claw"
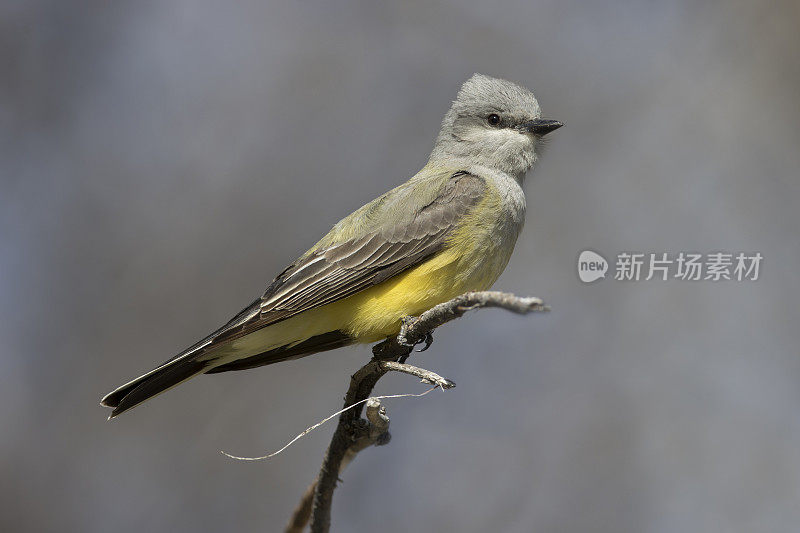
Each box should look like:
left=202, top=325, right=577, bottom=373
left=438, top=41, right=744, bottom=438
left=398, top=330, right=434, bottom=363
left=396, top=316, right=435, bottom=362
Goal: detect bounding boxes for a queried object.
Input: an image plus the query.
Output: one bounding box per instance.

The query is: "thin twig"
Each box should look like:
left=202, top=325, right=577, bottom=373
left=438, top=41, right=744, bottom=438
left=377, top=360, right=456, bottom=388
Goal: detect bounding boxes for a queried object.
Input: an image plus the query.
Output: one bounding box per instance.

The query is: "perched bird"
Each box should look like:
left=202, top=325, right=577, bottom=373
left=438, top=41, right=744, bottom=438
left=101, top=73, right=561, bottom=418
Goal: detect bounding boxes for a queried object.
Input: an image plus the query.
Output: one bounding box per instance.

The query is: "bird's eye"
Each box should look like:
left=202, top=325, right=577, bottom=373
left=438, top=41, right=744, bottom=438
left=487, top=114, right=501, bottom=126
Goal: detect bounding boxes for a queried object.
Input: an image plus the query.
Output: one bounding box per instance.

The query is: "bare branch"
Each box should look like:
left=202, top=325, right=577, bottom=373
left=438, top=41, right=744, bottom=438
left=286, top=291, right=548, bottom=533
left=373, top=290, right=548, bottom=360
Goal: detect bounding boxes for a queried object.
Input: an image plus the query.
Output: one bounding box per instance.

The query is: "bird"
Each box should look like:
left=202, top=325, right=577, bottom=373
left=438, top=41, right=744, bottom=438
left=101, top=73, right=562, bottom=418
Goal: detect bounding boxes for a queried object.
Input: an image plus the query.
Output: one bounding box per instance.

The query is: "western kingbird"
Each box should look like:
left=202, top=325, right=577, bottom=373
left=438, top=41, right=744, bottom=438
left=101, top=73, right=561, bottom=418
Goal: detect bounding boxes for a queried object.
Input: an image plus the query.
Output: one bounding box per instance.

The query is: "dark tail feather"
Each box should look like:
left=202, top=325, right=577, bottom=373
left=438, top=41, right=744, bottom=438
left=101, top=358, right=211, bottom=419
left=102, top=330, right=352, bottom=417
left=206, top=330, right=352, bottom=374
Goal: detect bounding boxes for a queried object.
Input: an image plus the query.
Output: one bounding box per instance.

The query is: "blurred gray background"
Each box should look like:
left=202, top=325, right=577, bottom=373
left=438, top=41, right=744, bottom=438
left=2, top=1, right=799, bottom=532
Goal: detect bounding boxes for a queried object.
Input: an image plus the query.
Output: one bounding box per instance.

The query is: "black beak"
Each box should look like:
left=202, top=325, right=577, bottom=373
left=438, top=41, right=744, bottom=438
left=521, top=118, right=563, bottom=136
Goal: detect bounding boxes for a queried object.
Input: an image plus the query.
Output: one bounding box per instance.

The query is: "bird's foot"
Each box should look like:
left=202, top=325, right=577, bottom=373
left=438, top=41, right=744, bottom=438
left=396, top=316, right=435, bottom=363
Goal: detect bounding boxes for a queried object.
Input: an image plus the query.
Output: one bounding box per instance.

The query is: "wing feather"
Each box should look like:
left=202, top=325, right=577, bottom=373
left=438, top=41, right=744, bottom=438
left=209, top=171, right=485, bottom=346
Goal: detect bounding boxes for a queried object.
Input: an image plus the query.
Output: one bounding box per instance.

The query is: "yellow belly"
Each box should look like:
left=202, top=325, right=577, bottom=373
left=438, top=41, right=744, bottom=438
left=337, top=245, right=497, bottom=342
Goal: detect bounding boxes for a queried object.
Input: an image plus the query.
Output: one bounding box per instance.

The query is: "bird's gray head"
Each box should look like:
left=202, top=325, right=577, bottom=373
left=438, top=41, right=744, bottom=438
left=430, top=74, right=562, bottom=177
